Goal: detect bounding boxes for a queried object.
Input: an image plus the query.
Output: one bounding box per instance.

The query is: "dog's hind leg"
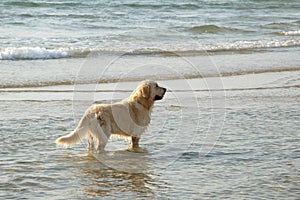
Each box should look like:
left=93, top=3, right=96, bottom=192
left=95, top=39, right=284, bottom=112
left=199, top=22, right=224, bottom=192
left=88, top=117, right=109, bottom=153
left=87, top=133, right=94, bottom=151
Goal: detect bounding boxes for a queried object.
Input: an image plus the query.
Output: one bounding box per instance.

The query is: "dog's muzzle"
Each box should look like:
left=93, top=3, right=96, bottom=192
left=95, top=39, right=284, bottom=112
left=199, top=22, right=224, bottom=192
left=155, top=88, right=167, bottom=101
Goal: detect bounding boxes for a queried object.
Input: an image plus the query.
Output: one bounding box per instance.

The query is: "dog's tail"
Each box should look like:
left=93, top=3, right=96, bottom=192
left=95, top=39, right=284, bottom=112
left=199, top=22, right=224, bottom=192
left=55, top=115, right=89, bottom=147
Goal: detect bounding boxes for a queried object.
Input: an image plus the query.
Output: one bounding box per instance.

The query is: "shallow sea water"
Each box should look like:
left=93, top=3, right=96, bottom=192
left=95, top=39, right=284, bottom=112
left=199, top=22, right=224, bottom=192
left=0, top=82, right=299, bottom=199
left=0, top=0, right=300, bottom=199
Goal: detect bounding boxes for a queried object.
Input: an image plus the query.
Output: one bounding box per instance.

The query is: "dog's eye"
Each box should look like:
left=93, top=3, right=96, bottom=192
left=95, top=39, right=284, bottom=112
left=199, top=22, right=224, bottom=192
left=155, top=84, right=158, bottom=87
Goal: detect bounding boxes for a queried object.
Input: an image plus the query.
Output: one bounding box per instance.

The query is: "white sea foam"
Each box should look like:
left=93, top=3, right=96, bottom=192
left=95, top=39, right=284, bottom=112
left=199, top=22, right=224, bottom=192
left=0, top=47, right=73, bottom=60
left=278, top=30, right=300, bottom=36
left=209, top=39, right=300, bottom=51
left=0, top=38, right=300, bottom=60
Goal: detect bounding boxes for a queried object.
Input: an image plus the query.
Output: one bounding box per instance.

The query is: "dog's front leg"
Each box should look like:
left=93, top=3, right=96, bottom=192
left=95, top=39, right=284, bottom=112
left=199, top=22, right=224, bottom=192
left=130, top=136, right=140, bottom=148
left=128, top=136, right=148, bottom=153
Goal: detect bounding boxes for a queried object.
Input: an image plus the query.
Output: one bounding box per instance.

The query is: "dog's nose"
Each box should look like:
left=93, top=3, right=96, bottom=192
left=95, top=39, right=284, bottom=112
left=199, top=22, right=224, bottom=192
left=163, top=88, right=167, bottom=93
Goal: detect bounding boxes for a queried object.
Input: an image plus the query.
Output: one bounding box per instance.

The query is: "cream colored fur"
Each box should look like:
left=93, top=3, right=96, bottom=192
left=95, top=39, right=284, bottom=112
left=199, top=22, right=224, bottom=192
left=55, top=80, right=166, bottom=152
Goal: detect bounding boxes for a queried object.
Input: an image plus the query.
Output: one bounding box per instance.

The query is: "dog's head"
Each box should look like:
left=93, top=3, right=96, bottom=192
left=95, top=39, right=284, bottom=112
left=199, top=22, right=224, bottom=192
left=131, top=80, right=166, bottom=109
left=140, top=80, right=166, bottom=101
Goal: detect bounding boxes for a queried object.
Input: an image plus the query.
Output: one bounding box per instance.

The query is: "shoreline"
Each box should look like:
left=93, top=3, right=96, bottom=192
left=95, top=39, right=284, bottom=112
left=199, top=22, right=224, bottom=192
left=0, top=47, right=300, bottom=90
left=0, top=70, right=299, bottom=101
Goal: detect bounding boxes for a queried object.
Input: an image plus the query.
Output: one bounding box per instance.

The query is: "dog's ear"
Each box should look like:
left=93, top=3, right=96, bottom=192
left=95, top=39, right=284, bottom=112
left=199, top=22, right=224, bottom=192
left=141, top=84, right=150, bottom=99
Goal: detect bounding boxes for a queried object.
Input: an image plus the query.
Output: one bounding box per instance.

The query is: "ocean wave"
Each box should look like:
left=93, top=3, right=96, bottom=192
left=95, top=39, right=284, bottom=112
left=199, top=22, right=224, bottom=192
left=121, top=3, right=200, bottom=10
left=262, top=22, right=295, bottom=29
left=276, top=30, right=300, bottom=36
left=1, top=39, right=300, bottom=60
left=0, top=47, right=74, bottom=60
left=5, top=1, right=82, bottom=8
left=188, top=25, right=246, bottom=34
left=209, top=39, right=300, bottom=51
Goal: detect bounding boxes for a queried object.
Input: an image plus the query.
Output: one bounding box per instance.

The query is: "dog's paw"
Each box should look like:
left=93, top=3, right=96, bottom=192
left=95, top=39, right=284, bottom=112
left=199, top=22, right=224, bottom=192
left=127, top=146, right=148, bottom=153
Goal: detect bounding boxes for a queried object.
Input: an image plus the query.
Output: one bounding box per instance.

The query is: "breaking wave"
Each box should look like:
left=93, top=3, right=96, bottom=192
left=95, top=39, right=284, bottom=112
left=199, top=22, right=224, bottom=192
left=0, top=47, right=74, bottom=60
left=1, top=38, right=300, bottom=60
left=276, top=30, right=300, bottom=36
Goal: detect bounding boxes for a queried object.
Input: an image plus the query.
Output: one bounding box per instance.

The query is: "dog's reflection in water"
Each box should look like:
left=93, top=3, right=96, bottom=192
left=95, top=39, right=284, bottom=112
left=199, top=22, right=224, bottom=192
left=79, top=152, right=156, bottom=198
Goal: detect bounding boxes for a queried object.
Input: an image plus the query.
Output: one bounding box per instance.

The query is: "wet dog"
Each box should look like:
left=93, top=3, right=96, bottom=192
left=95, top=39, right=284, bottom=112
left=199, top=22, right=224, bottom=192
left=55, top=80, right=166, bottom=152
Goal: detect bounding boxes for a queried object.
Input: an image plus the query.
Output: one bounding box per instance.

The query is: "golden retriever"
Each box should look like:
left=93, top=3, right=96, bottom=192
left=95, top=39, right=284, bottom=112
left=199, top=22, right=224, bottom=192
left=55, top=80, right=166, bottom=153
